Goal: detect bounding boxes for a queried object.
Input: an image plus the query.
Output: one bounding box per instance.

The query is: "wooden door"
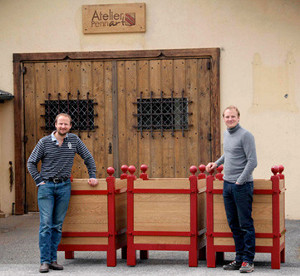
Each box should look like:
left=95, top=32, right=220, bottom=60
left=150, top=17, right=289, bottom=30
left=23, top=56, right=215, bottom=212
left=116, top=58, right=212, bottom=178
left=24, top=61, right=115, bottom=211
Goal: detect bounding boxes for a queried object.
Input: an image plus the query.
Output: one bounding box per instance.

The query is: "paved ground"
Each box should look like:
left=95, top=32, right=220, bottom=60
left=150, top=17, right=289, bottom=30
left=0, top=213, right=299, bottom=275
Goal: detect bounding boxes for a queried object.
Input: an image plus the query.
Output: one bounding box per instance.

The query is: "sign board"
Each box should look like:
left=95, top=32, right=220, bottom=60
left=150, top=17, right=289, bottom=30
left=82, top=3, right=146, bottom=34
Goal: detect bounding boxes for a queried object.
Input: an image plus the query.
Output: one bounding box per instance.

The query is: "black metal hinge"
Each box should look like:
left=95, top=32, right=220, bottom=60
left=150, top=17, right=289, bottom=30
left=22, top=66, right=27, bottom=74
left=207, top=61, right=211, bottom=70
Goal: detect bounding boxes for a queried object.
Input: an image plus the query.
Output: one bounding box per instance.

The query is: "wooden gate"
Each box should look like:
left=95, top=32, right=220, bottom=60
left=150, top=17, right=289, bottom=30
left=15, top=49, right=220, bottom=213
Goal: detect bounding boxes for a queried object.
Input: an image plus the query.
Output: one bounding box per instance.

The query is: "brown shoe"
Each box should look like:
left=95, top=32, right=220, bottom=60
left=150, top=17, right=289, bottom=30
left=49, top=261, right=64, bottom=270
left=39, top=263, right=49, bottom=273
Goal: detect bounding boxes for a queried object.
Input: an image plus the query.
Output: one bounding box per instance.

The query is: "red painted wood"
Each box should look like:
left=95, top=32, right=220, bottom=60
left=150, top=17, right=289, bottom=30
left=127, top=171, right=136, bottom=266
left=189, top=173, right=198, bottom=267
left=206, top=174, right=215, bottom=267
left=107, top=173, right=117, bottom=267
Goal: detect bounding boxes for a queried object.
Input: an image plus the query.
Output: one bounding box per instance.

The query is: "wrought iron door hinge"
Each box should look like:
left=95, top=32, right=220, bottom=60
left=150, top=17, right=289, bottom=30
left=24, top=135, right=28, bottom=144
left=22, top=66, right=27, bottom=74
left=207, top=133, right=212, bottom=141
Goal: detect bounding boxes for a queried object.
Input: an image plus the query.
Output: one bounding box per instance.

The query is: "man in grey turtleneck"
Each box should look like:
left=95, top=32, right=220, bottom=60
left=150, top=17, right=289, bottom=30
left=206, top=105, right=257, bottom=273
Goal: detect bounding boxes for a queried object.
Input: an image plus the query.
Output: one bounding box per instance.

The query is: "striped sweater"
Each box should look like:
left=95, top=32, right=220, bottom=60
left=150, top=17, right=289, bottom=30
left=27, top=132, right=96, bottom=185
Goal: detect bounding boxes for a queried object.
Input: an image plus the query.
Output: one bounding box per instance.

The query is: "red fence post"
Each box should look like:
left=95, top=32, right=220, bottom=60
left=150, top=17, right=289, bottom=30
left=106, top=167, right=117, bottom=267
left=271, top=166, right=281, bottom=269
left=189, top=166, right=199, bottom=267
left=127, top=165, right=137, bottom=266
left=206, top=168, right=216, bottom=267
left=139, top=164, right=149, bottom=260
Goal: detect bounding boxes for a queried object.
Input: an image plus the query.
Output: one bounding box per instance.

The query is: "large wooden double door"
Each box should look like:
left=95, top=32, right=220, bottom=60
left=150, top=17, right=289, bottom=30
left=20, top=49, right=220, bottom=212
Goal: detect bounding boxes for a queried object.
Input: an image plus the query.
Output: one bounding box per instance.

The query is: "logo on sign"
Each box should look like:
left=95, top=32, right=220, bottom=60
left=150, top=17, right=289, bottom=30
left=125, top=13, right=136, bottom=26
left=91, top=9, right=136, bottom=27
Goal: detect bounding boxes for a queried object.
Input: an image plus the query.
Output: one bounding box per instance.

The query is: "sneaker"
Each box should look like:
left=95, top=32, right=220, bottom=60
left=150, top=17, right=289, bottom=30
left=239, top=262, right=254, bottom=273
left=223, top=260, right=242, bottom=270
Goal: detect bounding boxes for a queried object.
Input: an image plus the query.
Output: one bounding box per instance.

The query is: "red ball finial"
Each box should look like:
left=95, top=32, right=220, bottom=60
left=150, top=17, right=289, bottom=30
left=107, top=167, right=115, bottom=176
left=140, top=164, right=148, bottom=173
left=121, top=165, right=128, bottom=173
left=199, top=164, right=206, bottom=173
left=271, top=166, right=279, bottom=175
left=278, top=165, right=284, bottom=174
left=128, top=165, right=136, bottom=175
left=190, top=166, right=197, bottom=175
left=217, top=165, right=224, bottom=173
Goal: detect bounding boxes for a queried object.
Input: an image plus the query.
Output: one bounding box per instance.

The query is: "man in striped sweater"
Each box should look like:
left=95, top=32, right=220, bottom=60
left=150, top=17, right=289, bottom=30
left=27, top=113, right=98, bottom=273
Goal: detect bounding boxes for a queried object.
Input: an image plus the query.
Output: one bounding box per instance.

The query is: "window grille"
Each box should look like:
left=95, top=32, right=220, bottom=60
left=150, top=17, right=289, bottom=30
left=133, top=91, right=192, bottom=138
left=41, top=92, right=97, bottom=135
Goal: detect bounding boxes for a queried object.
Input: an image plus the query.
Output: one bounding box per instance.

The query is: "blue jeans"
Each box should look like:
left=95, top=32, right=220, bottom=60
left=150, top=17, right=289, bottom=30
left=38, top=179, right=71, bottom=264
left=223, top=181, right=255, bottom=263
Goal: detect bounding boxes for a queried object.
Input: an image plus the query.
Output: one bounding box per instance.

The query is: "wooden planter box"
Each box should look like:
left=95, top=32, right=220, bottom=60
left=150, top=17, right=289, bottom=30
left=206, top=165, right=286, bottom=269
left=126, top=165, right=206, bottom=267
left=57, top=168, right=127, bottom=267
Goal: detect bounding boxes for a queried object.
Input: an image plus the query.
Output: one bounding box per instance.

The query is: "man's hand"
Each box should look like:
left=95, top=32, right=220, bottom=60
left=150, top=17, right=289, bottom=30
left=88, top=178, right=98, bottom=187
left=206, top=162, right=217, bottom=173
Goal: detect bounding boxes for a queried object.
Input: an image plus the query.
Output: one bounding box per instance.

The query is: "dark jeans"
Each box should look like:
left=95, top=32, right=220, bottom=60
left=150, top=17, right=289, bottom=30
left=223, top=180, right=255, bottom=263
left=38, top=179, right=71, bottom=264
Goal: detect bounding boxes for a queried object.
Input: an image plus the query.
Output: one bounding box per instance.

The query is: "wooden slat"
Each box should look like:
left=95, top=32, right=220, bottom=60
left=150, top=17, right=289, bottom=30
left=161, top=59, right=175, bottom=177
left=24, top=63, right=37, bottom=212
left=69, top=61, right=83, bottom=178
left=71, top=179, right=107, bottom=190
left=134, top=236, right=190, bottom=245
left=137, top=60, right=151, bottom=169
left=134, top=178, right=190, bottom=189
left=117, top=61, right=128, bottom=168
left=79, top=61, right=93, bottom=178
left=104, top=61, right=114, bottom=168
left=198, top=59, right=211, bottom=164
left=186, top=59, right=199, bottom=170
left=92, top=61, right=106, bottom=177
left=149, top=60, right=163, bottom=177
left=174, top=59, right=187, bottom=177
left=125, top=60, right=138, bottom=168
left=60, top=237, right=108, bottom=245
left=115, top=193, right=127, bottom=231
left=33, top=62, right=48, bottom=211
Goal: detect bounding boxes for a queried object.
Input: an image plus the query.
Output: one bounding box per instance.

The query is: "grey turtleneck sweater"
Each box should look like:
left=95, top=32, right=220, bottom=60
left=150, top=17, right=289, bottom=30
left=215, top=124, right=257, bottom=184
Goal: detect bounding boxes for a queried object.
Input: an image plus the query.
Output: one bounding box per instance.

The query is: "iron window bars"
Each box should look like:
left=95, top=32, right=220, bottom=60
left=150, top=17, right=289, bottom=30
left=133, top=90, right=192, bottom=138
left=41, top=91, right=97, bottom=137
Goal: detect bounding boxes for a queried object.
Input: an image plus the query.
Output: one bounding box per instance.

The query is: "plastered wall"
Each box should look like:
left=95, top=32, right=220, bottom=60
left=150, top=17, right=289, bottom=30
left=0, top=0, right=299, bottom=218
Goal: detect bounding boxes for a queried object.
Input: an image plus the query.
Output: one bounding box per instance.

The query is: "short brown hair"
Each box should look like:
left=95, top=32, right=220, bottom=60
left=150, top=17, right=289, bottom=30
left=55, top=113, right=72, bottom=124
left=222, top=105, right=240, bottom=117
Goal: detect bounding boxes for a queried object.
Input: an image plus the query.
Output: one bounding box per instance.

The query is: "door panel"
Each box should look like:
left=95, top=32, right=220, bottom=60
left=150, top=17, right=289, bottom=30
left=117, top=57, right=212, bottom=178
left=24, top=61, right=113, bottom=211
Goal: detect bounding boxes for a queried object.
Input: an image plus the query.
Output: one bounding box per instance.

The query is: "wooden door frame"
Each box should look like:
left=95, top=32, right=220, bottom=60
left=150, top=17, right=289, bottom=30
left=13, top=48, right=220, bottom=214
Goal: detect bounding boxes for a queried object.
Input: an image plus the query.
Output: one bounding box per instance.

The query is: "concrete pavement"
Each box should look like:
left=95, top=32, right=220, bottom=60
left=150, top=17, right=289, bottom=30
left=0, top=213, right=299, bottom=275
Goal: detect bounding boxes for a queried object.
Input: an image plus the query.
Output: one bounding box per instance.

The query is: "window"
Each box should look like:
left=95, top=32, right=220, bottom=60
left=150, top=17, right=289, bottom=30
left=134, top=92, right=191, bottom=137
left=42, top=99, right=95, bottom=131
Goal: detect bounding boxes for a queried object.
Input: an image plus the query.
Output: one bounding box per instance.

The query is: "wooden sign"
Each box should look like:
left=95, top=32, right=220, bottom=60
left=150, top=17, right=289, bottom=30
left=82, top=3, right=146, bottom=34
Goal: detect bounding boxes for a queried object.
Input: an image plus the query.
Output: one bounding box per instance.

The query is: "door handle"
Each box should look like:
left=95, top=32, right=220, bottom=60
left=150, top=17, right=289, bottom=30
left=108, top=142, right=112, bottom=154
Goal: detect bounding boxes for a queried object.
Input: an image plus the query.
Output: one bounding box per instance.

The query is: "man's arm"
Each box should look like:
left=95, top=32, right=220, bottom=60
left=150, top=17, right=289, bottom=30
left=27, top=140, right=45, bottom=186
left=236, top=132, right=257, bottom=184
left=76, top=138, right=98, bottom=186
